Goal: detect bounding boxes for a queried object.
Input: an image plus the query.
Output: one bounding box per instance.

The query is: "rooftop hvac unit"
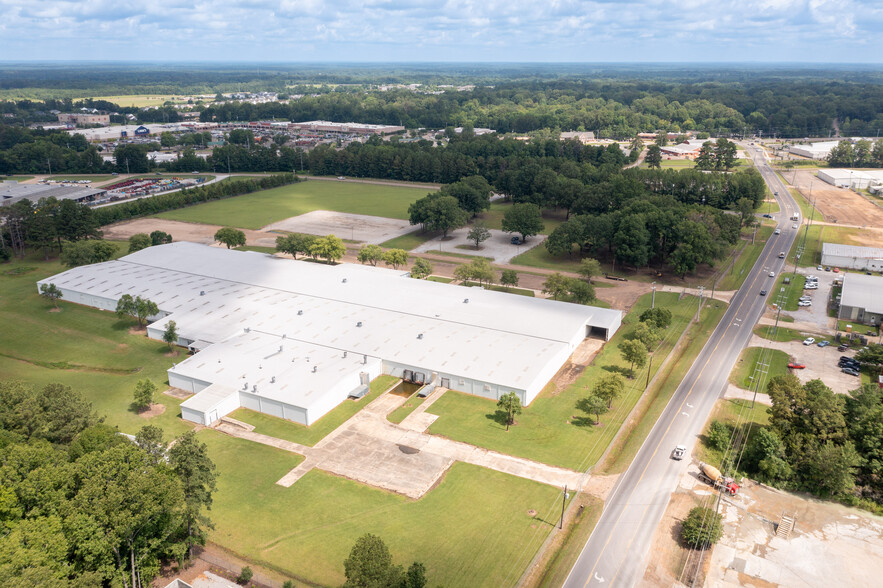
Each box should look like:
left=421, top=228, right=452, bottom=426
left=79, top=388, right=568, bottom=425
left=342, top=278, right=347, bottom=283
left=417, top=333, right=423, bottom=339
left=297, top=310, right=303, bottom=315
left=343, top=351, right=348, bottom=358
left=363, top=355, right=367, bottom=364
left=200, top=291, right=205, bottom=296
left=357, top=321, right=363, bottom=327
left=463, top=298, right=469, bottom=303
left=312, top=365, right=317, bottom=373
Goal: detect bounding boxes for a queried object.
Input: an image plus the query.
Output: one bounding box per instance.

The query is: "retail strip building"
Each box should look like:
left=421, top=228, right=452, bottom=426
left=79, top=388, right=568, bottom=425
left=39, top=243, right=621, bottom=426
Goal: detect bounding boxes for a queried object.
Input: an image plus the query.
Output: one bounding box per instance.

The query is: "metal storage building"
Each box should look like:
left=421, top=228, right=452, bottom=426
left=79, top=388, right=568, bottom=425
left=821, top=243, right=883, bottom=272
left=38, top=243, right=621, bottom=426
left=839, top=273, right=883, bottom=326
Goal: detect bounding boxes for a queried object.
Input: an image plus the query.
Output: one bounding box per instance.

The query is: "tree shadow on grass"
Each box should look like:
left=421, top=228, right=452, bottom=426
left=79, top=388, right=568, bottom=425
left=602, top=365, right=633, bottom=379
left=484, top=410, right=510, bottom=429
left=570, top=415, right=600, bottom=428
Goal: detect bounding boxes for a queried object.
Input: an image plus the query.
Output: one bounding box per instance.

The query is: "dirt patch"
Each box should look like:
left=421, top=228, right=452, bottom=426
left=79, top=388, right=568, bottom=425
left=48, top=307, right=61, bottom=313
left=163, top=387, right=194, bottom=400
left=101, top=217, right=281, bottom=248
left=527, top=509, right=538, bottom=517
left=128, top=326, right=146, bottom=335
left=163, top=350, right=181, bottom=357
left=138, top=403, right=166, bottom=418
left=582, top=474, right=619, bottom=502
left=792, top=169, right=883, bottom=231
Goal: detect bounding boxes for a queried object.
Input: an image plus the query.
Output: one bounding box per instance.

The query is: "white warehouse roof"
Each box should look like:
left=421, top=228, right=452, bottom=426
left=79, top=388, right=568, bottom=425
left=821, top=242, right=883, bottom=261
left=841, top=273, right=883, bottom=315
left=40, top=243, right=621, bottom=411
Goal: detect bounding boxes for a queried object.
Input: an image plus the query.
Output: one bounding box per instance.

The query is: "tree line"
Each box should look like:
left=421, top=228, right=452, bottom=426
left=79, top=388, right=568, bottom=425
left=0, top=380, right=217, bottom=587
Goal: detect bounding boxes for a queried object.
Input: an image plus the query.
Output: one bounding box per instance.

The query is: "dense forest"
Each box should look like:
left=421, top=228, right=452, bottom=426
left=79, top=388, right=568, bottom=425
left=2, top=64, right=883, bottom=136
left=0, top=380, right=217, bottom=587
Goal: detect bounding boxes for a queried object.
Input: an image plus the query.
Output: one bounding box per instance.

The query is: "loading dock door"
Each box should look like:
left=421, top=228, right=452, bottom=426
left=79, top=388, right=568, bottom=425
left=403, top=369, right=413, bottom=382
left=441, top=377, right=450, bottom=389
left=588, top=325, right=608, bottom=340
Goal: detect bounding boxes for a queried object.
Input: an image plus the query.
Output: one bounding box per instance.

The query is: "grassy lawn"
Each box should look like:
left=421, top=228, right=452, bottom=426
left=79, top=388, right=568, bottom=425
left=772, top=273, right=806, bottom=310
left=236, top=245, right=277, bottom=254
left=729, top=347, right=791, bottom=390
left=387, top=393, right=426, bottom=424
left=155, top=179, right=430, bottom=229
left=598, top=300, right=728, bottom=474
left=3, top=175, right=34, bottom=181
left=90, top=94, right=201, bottom=107
left=426, top=292, right=709, bottom=470
left=533, top=494, right=603, bottom=588
left=426, top=249, right=490, bottom=260
left=228, top=375, right=399, bottom=447
left=379, top=230, right=439, bottom=250
left=717, top=226, right=775, bottom=290
left=0, top=248, right=191, bottom=438
left=510, top=243, right=585, bottom=273
left=761, top=198, right=781, bottom=215
left=46, top=175, right=115, bottom=183
left=201, top=430, right=566, bottom=587
left=789, top=224, right=873, bottom=268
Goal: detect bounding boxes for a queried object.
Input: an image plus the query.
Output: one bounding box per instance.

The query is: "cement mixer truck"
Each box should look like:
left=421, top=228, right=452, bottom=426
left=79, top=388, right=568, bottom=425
left=698, top=462, right=740, bottom=495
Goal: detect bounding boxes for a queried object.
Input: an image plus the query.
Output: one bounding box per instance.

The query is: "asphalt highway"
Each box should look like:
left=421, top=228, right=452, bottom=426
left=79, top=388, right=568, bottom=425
left=563, top=146, right=800, bottom=588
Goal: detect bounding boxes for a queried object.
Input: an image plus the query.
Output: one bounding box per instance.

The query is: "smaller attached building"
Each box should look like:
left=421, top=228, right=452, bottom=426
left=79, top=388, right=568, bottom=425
left=821, top=243, right=883, bottom=272
left=839, top=273, right=883, bottom=326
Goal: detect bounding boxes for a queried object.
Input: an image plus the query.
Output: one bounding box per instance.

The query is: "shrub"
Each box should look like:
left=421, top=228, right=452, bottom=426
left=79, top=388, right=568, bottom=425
left=681, top=506, right=723, bottom=549
left=237, top=566, right=253, bottom=585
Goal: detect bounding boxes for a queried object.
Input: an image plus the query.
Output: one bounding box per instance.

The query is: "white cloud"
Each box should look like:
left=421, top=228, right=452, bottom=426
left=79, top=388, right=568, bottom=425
left=0, top=0, right=879, bottom=61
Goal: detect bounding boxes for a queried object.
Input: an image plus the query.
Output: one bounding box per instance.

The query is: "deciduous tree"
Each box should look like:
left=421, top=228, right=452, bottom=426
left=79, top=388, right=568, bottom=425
left=500, top=269, right=519, bottom=290
left=577, top=394, right=609, bottom=425
left=357, top=244, right=384, bottom=266
left=592, top=373, right=625, bottom=408
left=619, top=339, right=648, bottom=376
left=213, top=227, right=245, bottom=249
left=39, top=283, right=63, bottom=309
left=382, top=248, right=409, bottom=270
left=162, top=320, right=178, bottom=349
left=128, top=233, right=151, bottom=253
left=681, top=506, right=723, bottom=549
left=410, top=258, right=433, bottom=279
left=467, top=222, right=491, bottom=249
left=169, top=430, right=217, bottom=560
left=133, top=379, right=156, bottom=411
left=501, top=203, right=544, bottom=242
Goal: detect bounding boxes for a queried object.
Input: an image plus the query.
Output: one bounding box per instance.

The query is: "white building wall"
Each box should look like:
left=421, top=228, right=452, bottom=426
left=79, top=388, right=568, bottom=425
left=168, top=372, right=212, bottom=394
left=383, top=359, right=528, bottom=405
left=820, top=253, right=883, bottom=272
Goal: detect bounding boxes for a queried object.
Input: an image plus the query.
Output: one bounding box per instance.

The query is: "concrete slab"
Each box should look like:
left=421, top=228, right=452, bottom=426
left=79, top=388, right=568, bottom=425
left=263, top=210, right=415, bottom=244
left=746, top=335, right=861, bottom=394
left=412, top=227, right=547, bottom=264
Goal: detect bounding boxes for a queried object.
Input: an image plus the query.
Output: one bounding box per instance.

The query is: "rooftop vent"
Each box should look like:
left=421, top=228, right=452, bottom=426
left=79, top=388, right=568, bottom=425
left=343, top=351, right=348, bottom=358
left=463, top=298, right=469, bottom=303
left=297, top=310, right=303, bottom=316
left=200, top=291, right=205, bottom=296
left=271, top=376, right=276, bottom=383
left=312, top=365, right=317, bottom=373
left=363, top=355, right=367, bottom=365
left=342, top=278, right=347, bottom=283
left=244, top=327, right=250, bottom=333
left=252, top=385, right=257, bottom=393
left=417, top=333, right=423, bottom=340
left=357, top=321, right=363, bottom=327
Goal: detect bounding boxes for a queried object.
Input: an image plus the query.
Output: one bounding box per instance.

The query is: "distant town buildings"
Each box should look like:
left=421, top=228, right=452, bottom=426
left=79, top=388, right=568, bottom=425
left=0, top=181, right=106, bottom=207
left=817, top=169, right=883, bottom=190
left=560, top=131, right=595, bottom=143
left=289, top=121, right=405, bottom=135
left=57, top=112, right=111, bottom=126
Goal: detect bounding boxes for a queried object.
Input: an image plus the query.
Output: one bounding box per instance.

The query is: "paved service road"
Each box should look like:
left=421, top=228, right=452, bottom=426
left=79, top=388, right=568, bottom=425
left=564, top=145, right=799, bottom=588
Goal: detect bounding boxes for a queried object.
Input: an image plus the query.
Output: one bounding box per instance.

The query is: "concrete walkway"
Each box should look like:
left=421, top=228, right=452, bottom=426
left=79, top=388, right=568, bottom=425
left=216, top=386, right=584, bottom=499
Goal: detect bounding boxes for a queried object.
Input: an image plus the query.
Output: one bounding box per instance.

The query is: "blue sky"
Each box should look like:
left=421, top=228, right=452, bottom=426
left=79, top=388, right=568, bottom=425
left=1, top=0, right=881, bottom=62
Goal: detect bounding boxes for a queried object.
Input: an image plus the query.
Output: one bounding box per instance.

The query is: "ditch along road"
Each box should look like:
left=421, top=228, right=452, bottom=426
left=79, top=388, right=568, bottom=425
left=563, top=145, right=800, bottom=588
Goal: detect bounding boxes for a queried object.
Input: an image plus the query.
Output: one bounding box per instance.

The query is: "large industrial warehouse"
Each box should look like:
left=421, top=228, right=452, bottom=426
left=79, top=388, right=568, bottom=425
left=38, top=243, right=621, bottom=427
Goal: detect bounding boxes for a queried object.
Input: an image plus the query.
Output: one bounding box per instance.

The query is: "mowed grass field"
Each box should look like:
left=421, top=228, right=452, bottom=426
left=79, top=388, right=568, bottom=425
left=0, top=247, right=191, bottom=438
left=155, top=179, right=434, bottom=229
left=426, top=292, right=715, bottom=470
left=202, top=431, right=567, bottom=587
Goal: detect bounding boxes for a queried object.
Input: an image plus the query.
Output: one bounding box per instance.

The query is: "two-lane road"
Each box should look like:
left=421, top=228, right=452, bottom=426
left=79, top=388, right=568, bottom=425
left=564, top=146, right=800, bottom=587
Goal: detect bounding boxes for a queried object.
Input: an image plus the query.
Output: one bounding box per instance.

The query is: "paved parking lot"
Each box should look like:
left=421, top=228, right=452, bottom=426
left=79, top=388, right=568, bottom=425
left=263, top=210, right=415, bottom=244
left=412, top=227, right=547, bottom=263
left=780, top=268, right=836, bottom=331
left=747, top=334, right=862, bottom=394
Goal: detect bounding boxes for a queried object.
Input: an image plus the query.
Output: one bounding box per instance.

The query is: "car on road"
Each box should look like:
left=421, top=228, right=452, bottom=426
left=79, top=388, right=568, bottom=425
left=778, top=252, right=786, bottom=258
left=759, top=289, right=767, bottom=296
left=672, top=445, right=686, bottom=460
left=842, top=367, right=860, bottom=376
left=337, top=176, right=346, bottom=180
left=769, top=271, right=775, bottom=277
left=792, top=223, right=799, bottom=229
left=817, top=341, right=830, bottom=347
left=788, top=362, right=806, bottom=369
left=774, top=228, right=781, bottom=234
left=803, top=337, right=816, bottom=345
left=510, top=236, right=522, bottom=245
left=763, top=214, right=773, bottom=218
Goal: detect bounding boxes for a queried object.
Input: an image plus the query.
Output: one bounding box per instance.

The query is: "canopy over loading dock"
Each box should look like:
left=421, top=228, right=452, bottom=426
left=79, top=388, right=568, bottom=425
left=39, top=243, right=621, bottom=426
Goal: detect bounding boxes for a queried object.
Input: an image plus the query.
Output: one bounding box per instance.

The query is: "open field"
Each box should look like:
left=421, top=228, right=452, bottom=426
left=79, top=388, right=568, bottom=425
left=91, top=94, right=208, bottom=107
left=201, top=430, right=567, bottom=588
left=227, top=375, right=399, bottom=447
left=155, top=179, right=430, bottom=229
left=729, top=347, right=790, bottom=389
left=716, top=226, right=775, bottom=290
left=0, top=247, right=191, bottom=438
left=788, top=223, right=880, bottom=267
left=791, top=169, right=883, bottom=229
left=426, top=292, right=708, bottom=470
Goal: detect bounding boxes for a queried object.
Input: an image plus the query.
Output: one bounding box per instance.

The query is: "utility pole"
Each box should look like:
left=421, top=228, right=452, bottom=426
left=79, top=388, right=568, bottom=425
left=695, top=286, right=705, bottom=321
left=559, top=486, right=568, bottom=529
left=47, top=158, right=52, bottom=176
left=645, top=356, right=653, bottom=390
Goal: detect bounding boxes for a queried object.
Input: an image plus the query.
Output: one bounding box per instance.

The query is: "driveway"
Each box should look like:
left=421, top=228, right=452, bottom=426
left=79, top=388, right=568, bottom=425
left=780, top=267, right=837, bottom=331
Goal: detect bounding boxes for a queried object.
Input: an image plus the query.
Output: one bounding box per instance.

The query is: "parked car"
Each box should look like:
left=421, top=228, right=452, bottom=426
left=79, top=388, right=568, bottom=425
left=825, top=266, right=831, bottom=271
left=788, top=362, right=806, bottom=369
left=837, top=344, right=849, bottom=351
left=510, top=236, right=522, bottom=245
left=763, top=214, right=773, bottom=218
left=798, top=301, right=812, bottom=307
left=817, top=265, right=823, bottom=270
left=672, top=445, right=686, bottom=460
left=817, top=341, right=830, bottom=347
left=803, top=337, right=816, bottom=345
left=833, top=267, right=840, bottom=272
left=842, top=367, right=860, bottom=376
